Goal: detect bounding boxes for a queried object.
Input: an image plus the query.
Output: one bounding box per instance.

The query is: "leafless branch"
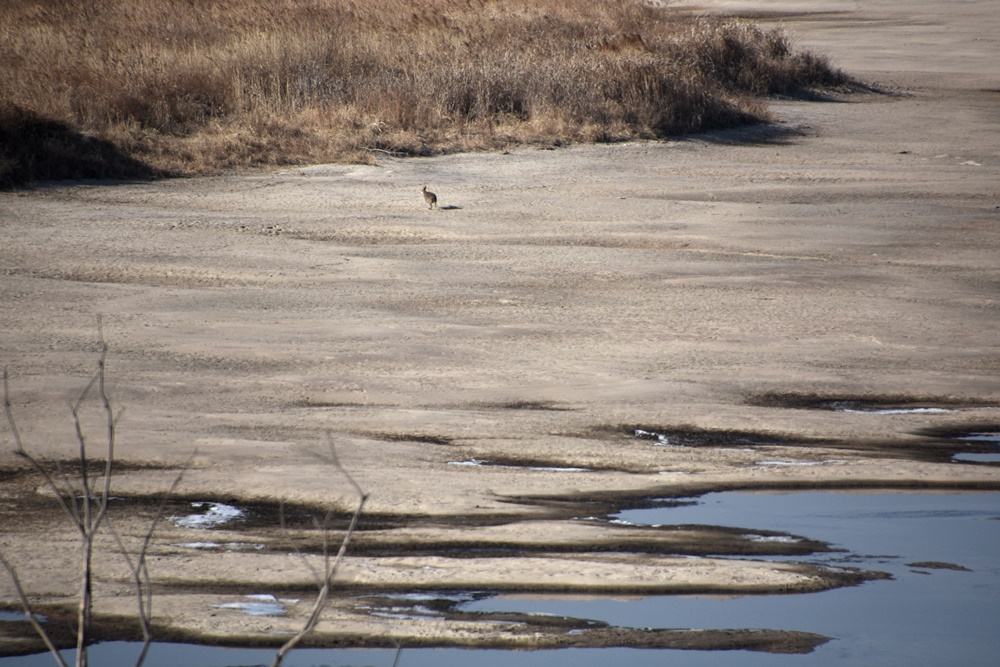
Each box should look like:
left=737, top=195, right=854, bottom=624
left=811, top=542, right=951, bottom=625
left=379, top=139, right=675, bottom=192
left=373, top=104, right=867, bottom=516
left=277, top=499, right=323, bottom=588
left=2, top=369, right=24, bottom=455
left=269, top=433, right=368, bottom=667
left=4, top=368, right=81, bottom=529
left=94, top=318, right=117, bottom=524
left=0, top=552, right=69, bottom=667
left=106, top=451, right=193, bottom=667
left=2, top=320, right=127, bottom=667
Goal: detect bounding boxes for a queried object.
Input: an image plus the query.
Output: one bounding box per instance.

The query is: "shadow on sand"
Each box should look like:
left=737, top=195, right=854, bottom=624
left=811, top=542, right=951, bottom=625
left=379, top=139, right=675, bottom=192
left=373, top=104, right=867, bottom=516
left=0, top=103, right=169, bottom=189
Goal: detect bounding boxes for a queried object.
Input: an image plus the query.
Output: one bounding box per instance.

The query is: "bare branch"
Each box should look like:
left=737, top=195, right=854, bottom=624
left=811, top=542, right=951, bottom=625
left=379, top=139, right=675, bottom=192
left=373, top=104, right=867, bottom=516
left=54, top=460, right=84, bottom=521
left=0, top=551, right=69, bottom=667
left=4, top=369, right=84, bottom=530
left=69, top=353, right=101, bottom=529
left=2, top=369, right=24, bottom=455
left=76, top=539, right=94, bottom=667
left=2, top=321, right=147, bottom=667
left=277, top=500, right=323, bottom=588
left=106, top=454, right=192, bottom=667
left=134, top=456, right=193, bottom=614
left=70, top=398, right=93, bottom=535
left=324, top=437, right=366, bottom=510
left=94, top=317, right=117, bottom=525
left=269, top=435, right=368, bottom=667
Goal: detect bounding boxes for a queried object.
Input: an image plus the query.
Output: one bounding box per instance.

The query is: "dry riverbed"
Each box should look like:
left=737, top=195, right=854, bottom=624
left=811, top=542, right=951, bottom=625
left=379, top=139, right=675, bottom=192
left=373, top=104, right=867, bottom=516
left=1, top=0, right=999, bottom=657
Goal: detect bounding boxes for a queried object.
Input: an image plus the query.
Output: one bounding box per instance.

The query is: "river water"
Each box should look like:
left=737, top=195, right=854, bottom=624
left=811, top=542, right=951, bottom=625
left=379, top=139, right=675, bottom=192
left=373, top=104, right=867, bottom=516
left=3, top=491, right=998, bottom=666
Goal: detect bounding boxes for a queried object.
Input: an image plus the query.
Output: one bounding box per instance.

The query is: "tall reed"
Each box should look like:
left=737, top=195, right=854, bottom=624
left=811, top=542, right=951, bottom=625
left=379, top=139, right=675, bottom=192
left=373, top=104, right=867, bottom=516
left=0, top=0, right=849, bottom=185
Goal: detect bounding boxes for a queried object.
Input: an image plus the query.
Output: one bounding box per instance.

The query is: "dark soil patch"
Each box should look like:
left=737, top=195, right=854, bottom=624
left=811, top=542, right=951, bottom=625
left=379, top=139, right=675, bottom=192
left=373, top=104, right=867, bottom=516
left=905, top=561, right=971, bottom=572
left=625, top=424, right=814, bottom=448
left=364, top=432, right=455, bottom=446
left=583, top=416, right=1000, bottom=464
left=746, top=392, right=994, bottom=413
left=485, top=400, right=576, bottom=412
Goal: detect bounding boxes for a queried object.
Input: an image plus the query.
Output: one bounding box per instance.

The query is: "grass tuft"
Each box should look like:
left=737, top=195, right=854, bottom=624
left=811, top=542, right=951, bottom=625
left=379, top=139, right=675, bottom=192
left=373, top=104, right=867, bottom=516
left=0, top=0, right=852, bottom=186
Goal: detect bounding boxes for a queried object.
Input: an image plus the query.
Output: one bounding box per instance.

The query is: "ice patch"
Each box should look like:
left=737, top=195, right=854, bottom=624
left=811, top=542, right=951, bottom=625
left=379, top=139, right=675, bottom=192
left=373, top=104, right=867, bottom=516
left=372, top=592, right=475, bottom=603
left=827, top=402, right=953, bottom=415
left=743, top=534, right=802, bottom=544
left=213, top=594, right=295, bottom=617
left=634, top=429, right=674, bottom=446
left=843, top=408, right=952, bottom=415
left=173, top=541, right=265, bottom=551
left=170, top=502, right=245, bottom=529
left=448, top=459, right=590, bottom=472
left=756, top=460, right=845, bottom=467
left=609, top=518, right=661, bottom=528
left=955, top=433, right=1000, bottom=444
left=354, top=591, right=473, bottom=621
left=366, top=606, right=442, bottom=619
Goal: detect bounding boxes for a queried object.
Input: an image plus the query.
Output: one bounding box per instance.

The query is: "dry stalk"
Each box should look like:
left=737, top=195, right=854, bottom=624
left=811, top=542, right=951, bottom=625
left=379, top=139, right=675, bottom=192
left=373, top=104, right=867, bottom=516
left=270, top=434, right=368, bottom=667
left=0, top=319, right=176, bottom=667
left=1, top=0, right=850, bottom=185
left=105, top=451, right=194, bottom=667
left=0, top=552, right=68, bottom=667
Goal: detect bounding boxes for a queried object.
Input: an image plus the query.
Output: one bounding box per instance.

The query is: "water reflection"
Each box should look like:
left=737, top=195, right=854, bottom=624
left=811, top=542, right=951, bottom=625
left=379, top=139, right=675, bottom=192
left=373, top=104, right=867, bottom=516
left=465, top=492, right=1000, bottom=666
left=4, top=493, right=998, bottom=667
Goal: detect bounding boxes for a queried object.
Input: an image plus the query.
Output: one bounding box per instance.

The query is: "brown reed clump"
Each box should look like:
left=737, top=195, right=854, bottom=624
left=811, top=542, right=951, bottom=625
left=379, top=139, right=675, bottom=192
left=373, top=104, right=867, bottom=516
left=0, top=0, right=851, bottom=186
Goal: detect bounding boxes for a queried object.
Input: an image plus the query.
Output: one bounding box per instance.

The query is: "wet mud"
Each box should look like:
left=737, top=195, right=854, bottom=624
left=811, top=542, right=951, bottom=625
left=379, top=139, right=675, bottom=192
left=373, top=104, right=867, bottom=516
left=3, top=0, right=1000, bottom=659
left=1, top=470, right=887, bottom=656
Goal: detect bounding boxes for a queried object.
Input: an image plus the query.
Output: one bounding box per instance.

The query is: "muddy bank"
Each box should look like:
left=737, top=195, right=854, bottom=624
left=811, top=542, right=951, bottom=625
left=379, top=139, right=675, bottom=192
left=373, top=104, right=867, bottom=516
left=0, top=497, right=868, bottom=658
left=1, top=0, right=999, bottom=657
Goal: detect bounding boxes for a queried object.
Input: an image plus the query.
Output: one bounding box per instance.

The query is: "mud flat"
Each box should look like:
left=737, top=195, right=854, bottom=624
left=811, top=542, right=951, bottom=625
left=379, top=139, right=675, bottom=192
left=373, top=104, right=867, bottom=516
left=1, top=0, right=999, bottom=656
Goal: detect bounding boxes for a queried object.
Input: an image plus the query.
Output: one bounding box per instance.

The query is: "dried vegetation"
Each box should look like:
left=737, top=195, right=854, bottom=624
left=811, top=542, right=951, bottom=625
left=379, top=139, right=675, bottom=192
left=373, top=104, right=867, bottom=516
left=0, top=0, right=850, bottom=186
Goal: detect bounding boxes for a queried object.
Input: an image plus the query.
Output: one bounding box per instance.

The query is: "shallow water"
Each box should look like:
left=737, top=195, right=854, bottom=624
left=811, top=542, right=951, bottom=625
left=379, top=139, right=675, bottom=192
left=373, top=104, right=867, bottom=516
left=4, top=493, right=998, bottom=666
left=1, top=644, right=741, bottom=667
left=953, top=453, right=1000, bottom=462
left=465, top=491, right=1000, bottom=666
left=951, top=433, right=1000, bottom=463
left=447, top=459, right=590, bottom=472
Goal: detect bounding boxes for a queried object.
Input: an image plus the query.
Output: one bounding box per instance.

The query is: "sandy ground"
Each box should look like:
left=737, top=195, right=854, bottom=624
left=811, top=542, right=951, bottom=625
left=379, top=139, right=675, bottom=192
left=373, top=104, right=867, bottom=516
left=1, top=0, right=999, bottom=654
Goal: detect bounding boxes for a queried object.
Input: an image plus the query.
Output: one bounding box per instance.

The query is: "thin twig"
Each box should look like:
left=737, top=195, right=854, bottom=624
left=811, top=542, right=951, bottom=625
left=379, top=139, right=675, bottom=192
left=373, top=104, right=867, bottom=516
left=94, top=318, right=116, bottom=525
left=70, top=325, right=118, bottom=667
left=364, top=147, right=405, bottom=157
left=106, top=453, right=193, bottom=667
left=269, top=434, right=368, bottom=667
left=70, top=403, right=91, bottom=535
left=71, top=372, right=99, bottom=522
left=53, top=459, right=85, bottom=531
left=0, top=552, right=70, bottom=667
left=3, top=321, right=120, bottom=667
left=277, top=499, right=323, bottom=588
left=270, top=496, right=366, bottom=666
left=4, top=369, right=82, bottom=528
left=76, top=539, right=93, bottom=667
left=2, top=369, right=24, bottom=455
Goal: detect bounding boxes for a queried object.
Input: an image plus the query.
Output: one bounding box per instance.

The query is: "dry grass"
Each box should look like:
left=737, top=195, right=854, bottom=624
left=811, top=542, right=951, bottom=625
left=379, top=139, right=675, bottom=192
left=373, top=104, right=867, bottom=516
left=0, top=0, right=850, bottom=186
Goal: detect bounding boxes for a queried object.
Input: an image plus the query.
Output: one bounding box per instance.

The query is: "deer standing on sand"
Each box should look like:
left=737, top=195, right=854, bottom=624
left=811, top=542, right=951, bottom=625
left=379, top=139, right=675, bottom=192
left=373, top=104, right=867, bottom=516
left=421, top=185, right=437, bottom=209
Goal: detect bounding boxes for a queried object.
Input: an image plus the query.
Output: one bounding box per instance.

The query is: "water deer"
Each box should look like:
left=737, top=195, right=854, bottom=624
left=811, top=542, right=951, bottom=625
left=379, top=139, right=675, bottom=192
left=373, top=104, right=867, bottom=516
left=421, top=185, right=437, bottom=209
